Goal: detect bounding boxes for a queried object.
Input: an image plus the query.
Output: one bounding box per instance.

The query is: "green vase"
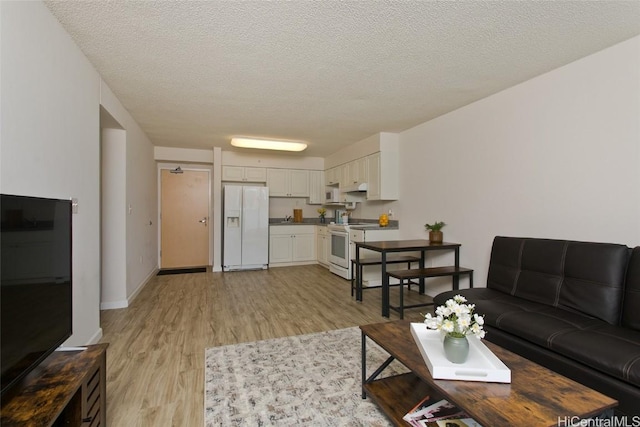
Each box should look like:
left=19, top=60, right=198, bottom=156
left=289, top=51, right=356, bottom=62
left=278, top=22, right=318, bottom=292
left=443, top=334, right=469, bottom=364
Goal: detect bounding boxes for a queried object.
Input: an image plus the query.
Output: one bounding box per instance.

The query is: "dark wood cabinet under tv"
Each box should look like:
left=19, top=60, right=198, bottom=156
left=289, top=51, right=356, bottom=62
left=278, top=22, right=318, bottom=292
left=1, top=344, right=108, bottom=427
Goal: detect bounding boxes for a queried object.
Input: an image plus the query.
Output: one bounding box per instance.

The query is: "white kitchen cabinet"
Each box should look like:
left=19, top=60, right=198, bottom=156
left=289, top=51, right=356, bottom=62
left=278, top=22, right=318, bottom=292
left=338, top=164, right=349, bottom=188
left=308, top=170, right=325, bottom=205
left=325, top=166, right=340, bottom=186
left=366, top=151, right=398, bottom=201
left=293, top=233, right=315, bottom=261
left=267, top=168, right=310, bottom=197
left=345, top=157, right=368, bottom=186
left=316, top=226, right=329, bottom=267
left=269, top=225, right=316, bottom=266
left=269, top=233, right=293, bottom=263
left=222, top=166, right=267, bottom=182
left=350, top=227, right=401, bottom=287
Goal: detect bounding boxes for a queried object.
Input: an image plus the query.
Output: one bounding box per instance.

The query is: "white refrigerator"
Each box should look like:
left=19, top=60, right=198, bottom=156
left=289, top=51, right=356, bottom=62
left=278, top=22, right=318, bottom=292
left=223, top=185, right=269, bottom=271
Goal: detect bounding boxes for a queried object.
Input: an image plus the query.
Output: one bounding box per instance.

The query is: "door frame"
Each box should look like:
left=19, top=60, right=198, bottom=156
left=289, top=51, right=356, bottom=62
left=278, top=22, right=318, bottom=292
left=157, top=163, right=213, bottom=268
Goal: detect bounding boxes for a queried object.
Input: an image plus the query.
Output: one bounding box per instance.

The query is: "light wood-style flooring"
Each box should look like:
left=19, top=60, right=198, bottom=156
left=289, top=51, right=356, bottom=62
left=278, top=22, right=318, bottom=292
left=99, top=264, right=428, bottom=426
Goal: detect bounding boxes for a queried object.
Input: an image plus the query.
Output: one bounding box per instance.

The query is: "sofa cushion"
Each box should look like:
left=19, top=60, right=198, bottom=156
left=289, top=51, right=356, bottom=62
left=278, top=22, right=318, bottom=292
left=487, top=237, right=629, bottom=325
left=549, top=324, right=640, bottom=386
left=558, top=241, right=630, bottom=325
left=485, top=237, right=524, bottom=295
left=622, top=247, right=640, bottom=331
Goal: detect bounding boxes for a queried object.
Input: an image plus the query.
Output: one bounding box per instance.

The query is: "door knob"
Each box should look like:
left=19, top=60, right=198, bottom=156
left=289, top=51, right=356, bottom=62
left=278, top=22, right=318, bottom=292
left=199, top=217, right=207, bottom=226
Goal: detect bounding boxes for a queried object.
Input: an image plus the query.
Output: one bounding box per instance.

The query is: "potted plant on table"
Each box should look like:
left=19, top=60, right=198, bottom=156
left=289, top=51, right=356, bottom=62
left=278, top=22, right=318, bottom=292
left=424, top=221, right=446, bottom=243
left=424, top=294, right=485, bottom=363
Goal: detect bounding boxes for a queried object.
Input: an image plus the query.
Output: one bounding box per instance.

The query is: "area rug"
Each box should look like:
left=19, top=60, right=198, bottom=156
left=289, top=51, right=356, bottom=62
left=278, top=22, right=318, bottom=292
left=204, top=327, right=408, bottom=426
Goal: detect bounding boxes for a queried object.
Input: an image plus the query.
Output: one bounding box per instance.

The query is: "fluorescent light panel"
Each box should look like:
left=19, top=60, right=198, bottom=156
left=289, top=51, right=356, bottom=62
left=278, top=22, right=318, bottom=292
left=231, top=137, right=307, bottom=152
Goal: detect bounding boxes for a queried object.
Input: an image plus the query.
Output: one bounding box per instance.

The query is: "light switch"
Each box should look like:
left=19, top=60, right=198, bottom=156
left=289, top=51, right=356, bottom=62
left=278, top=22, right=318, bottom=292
left=72, top=198, right=79, bottom=214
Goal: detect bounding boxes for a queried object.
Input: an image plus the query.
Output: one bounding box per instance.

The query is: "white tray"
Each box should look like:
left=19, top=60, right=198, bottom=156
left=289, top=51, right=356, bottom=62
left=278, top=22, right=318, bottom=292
left=410, top=323, right=511, bottom=383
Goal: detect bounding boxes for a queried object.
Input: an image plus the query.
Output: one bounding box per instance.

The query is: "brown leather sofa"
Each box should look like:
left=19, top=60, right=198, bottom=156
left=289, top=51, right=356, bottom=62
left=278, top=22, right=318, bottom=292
left=433, top=236, right=640, bottom=417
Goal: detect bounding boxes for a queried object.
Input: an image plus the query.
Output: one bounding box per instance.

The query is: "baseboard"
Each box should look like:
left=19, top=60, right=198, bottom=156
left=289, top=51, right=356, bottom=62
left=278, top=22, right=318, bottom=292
left=127, top=267, right=159, bottom=305
left=100, top=267, right=159, bottom=310
left=86, top=328, right=103, bottom=345
left=100, top=300, right=128, bottom=310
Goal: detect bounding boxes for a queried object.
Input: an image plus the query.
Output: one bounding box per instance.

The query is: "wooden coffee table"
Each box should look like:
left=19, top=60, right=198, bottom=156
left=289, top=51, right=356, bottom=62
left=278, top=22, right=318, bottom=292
left=361, top=320, right=617, bottom=426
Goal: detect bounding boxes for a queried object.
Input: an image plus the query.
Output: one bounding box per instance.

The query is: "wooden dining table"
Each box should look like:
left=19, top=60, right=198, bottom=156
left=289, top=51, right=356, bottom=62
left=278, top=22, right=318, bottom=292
left=353, top=239, right=462, bottom=317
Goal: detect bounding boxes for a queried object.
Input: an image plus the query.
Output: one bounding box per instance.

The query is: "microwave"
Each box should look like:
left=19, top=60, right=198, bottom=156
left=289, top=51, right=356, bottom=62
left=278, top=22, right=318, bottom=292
left=325, top=188, right=340, bottom=203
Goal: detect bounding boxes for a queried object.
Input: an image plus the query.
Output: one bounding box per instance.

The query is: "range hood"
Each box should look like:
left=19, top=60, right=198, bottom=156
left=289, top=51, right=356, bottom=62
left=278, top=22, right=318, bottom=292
left=342, top=182, right=368, bottom=193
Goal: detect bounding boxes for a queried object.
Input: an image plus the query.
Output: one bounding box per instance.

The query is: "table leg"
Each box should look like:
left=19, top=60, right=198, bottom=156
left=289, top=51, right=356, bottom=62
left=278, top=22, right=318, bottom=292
left=359, top=261, right=364, bottom=301
left=382, top=252, right=389, bottom=317
left=419, top=250, right=426, bottom=294
left=453, top=247, right=460, bottom=290
left=356, top=246, right=362, bottom=301
left=361, top=330, right=367, bottom=399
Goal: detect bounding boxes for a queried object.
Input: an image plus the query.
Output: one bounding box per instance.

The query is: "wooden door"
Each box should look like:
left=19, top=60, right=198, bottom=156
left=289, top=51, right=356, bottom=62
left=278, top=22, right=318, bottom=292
left=160, top=169, right=209, bottom=268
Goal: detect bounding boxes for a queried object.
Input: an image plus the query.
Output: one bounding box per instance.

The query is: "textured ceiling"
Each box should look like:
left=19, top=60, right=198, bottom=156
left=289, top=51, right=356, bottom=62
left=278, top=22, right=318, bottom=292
left=44, top=1, right=640, bottom=158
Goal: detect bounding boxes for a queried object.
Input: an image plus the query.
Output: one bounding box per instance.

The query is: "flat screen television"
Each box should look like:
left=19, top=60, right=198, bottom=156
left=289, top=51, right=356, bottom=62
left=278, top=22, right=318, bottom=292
left=0, top=194, right=72, bottom=397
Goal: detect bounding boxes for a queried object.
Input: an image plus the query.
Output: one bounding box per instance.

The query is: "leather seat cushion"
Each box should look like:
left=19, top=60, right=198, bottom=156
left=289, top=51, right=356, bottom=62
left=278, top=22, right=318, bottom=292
left=550, top=325, right=640, bottom=385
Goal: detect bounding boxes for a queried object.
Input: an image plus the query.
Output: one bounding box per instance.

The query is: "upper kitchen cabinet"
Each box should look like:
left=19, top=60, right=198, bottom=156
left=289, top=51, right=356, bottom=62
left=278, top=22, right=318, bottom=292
left=325, top=166, right=340, bottom=186
left=366, top=151, right=399, bottom=200
left=308, top=170, right=325, bottom=204
left=222, top=166, right=267, bottom=182
left=340, top=157, right=369, bottom=191
left=267, top=168, right=310, bottom=197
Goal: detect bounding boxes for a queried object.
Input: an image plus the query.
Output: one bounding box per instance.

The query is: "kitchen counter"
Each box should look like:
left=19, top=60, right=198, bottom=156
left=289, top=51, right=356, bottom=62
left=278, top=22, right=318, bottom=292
left=269, top=219, right=399, bottom=229
left=348, top=224, right=399, bottom=230
left=269, top=219, right=328, bottom=226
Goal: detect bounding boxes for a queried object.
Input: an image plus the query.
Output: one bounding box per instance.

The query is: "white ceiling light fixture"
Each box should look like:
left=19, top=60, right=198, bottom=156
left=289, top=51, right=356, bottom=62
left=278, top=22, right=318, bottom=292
left=230, top=137, right=307, bottom=152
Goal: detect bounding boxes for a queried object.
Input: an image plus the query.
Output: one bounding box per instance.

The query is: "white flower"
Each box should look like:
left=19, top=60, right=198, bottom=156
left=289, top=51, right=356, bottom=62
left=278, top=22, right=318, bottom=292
left=436, top=305, right=451, bottom=317
left=441, top=319, right=455, bottom=333
left=424, top=313, right=439, bottom=329
left=453, top=294, right=467, bottom=303
left=424, top=296, right=486, bottom=339
left=474, top=313, right=485, bottom=326
left=457, top=315, right=471, bottom=330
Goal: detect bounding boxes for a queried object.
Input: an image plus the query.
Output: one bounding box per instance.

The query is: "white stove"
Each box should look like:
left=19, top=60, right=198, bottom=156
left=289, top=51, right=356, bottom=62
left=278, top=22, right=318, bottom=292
left=327, top=222, right=397, bottom=280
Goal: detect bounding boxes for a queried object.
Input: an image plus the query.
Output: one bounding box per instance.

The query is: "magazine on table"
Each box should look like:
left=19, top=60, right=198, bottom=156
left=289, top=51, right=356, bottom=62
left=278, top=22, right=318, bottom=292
left=402, top=395, right=483, bottom=427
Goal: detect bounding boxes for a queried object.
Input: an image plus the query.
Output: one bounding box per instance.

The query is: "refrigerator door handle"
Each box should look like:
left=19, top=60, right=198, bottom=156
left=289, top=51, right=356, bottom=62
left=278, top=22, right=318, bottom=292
left=199, top=217, right=208, bottom=226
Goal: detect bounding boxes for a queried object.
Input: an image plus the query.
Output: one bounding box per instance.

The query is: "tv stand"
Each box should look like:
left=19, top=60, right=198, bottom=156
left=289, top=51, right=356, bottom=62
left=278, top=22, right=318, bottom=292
left=1, top=344, right=108, bottom=427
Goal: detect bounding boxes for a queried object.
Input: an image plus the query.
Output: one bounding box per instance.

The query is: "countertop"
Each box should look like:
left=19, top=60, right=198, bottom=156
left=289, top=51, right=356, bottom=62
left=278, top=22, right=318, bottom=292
left=348, top=224, right=399, bottom=230
left=268, top=218, right=398, bottom=229
left=269, top=219, right=327, bottom=226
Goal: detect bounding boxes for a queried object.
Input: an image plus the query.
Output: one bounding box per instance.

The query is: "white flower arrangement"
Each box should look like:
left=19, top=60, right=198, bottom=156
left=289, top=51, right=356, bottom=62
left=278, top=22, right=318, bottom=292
left=424, top=294, right=486, bottom=339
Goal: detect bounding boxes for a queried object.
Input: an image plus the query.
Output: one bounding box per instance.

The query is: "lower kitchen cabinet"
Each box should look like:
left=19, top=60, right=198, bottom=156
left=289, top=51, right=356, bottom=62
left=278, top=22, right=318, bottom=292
left=316, top=225, right=330, bottom=267
left=269, top=225, right=316, bottom=266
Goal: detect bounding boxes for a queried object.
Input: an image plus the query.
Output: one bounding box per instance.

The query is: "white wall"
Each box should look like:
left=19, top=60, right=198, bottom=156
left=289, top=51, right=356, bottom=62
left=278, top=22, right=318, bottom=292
left=100, top=81, right=158, bottom=305
left=154, top=146, right=214, bottom=163
left=1, top=2, right=158, bottom=335
left=100, top=127, right=127, bottom=307
left=398, top=36, right=640, bottom=293
left=1, top=1, right=102, bottom=344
